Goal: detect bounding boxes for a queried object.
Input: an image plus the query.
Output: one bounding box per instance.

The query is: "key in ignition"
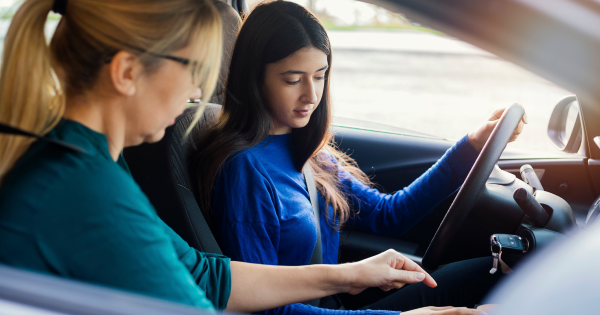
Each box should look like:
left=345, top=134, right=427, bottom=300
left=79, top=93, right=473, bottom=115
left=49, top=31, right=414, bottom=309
left=490, top=234, right=528, bottom=274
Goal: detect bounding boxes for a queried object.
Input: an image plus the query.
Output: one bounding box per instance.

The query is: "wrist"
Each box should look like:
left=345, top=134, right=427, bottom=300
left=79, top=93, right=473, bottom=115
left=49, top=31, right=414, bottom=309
left=326, top=263, right=353, bottom=294
left=467, top=131, right=483, bottom=151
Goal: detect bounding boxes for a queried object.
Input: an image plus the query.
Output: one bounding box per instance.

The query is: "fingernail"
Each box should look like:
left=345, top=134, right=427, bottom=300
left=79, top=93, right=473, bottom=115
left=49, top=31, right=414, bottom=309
left=415, top=272, right=425, bottom=281
left=476, top=312, right=488, bottom=315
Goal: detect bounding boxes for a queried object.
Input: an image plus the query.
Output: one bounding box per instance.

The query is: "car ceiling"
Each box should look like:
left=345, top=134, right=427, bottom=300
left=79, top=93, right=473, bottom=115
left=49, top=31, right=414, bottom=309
left=360, top=0, right=600, bottom=159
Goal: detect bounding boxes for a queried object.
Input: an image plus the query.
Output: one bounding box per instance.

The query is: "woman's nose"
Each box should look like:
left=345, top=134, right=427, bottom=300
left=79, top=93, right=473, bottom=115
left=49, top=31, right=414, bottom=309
left=302, top=82, right=318, bottom=104
left=189, top=87, right=202, bottom=102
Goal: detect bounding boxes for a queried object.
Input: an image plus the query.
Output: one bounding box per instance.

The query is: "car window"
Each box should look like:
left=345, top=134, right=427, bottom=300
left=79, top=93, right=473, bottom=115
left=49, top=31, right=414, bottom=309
left=1, top=0, right=574, bottom=156
left=0, top=2, right=60, bottom=59
left=245, top=0, right=575, bottom=156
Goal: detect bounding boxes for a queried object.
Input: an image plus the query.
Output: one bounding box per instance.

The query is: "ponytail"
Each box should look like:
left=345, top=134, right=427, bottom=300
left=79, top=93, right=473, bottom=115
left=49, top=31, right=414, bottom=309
left=0, top=0, right=222, bottom=184
left=0, top=0, right=63, bottom=183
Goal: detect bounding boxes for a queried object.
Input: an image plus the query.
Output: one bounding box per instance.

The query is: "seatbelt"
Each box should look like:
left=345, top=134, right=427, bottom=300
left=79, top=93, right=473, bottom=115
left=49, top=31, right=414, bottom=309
left=174, top=184, right=223, bottom=254
left=304, top=163, right=322, bottom=264
left=0, top=122, right=87, bottom=154
left=303, top=163, right=322, bottom=307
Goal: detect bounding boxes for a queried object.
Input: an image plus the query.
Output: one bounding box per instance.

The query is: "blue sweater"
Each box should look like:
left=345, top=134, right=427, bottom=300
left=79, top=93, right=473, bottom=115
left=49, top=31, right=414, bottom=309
left=213, top=134, right=479, bottom=315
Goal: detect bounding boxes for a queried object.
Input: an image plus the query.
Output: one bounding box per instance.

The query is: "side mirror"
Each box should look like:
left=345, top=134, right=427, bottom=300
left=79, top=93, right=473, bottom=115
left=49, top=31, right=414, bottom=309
left=547, top=95, right=582, bottom=153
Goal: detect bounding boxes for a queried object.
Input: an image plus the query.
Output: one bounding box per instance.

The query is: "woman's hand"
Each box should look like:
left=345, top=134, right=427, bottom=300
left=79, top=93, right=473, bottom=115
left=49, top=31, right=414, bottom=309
left=467, top=107, right=528, bottom=151
left=402, top=306, right=488, bottom=315
left=340, top=249, right=437, bottom=295
left=227, top=250, right=436, bottom=313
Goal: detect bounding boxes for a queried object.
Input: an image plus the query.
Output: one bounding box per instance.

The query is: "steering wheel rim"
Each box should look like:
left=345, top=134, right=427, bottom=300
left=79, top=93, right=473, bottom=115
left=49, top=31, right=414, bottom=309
left=422, top=103, right=526, bottom=270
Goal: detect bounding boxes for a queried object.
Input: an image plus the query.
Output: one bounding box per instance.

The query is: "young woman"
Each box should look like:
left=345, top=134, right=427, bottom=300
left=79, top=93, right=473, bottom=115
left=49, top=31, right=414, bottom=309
left=195, top=1, right=526, bottom=314
left=0, top=0, right=444, bottom=313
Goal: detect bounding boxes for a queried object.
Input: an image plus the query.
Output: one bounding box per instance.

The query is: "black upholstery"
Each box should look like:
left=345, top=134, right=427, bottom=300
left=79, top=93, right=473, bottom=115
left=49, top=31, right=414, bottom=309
left=211, top=1, right=242, bottom=105
left=124, top=104, right=223, bottom=254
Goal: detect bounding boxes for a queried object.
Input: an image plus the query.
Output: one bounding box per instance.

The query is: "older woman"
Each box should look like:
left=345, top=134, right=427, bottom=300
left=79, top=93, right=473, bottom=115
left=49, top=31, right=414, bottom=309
left=0, top=0, right=436, bottom=313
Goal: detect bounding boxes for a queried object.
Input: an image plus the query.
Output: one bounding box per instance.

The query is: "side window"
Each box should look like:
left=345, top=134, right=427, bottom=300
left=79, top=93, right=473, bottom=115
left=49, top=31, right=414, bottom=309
left=0, top=3, right=60, bottom=61
left=1, top=0, right=573, bottom=156
left=248, top=0, right=573, bottom=156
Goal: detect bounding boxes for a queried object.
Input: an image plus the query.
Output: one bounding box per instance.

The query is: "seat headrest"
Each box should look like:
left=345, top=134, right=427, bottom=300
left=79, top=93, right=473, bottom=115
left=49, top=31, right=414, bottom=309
left=170, top=105, right=222, bottom=189
left=210, top=1, right=242, bottom=105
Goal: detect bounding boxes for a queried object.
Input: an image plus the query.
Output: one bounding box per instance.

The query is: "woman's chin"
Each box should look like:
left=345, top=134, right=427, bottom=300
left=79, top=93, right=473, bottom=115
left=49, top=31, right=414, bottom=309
left=292, top=118, right=312, bottom=129
left=143, top=130, right=166, bottom=144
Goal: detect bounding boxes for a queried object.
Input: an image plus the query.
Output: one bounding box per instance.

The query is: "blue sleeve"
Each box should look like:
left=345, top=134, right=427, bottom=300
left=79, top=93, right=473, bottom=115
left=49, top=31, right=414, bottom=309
left=213, top=154, right=399, bottom=315
left=345, top=135, right=479, bottom=237
left=258, top=304, right=401, bottom=315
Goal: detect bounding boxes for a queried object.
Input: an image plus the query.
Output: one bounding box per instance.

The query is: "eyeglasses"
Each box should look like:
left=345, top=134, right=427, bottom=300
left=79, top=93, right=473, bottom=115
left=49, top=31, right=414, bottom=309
left=104, top=50, right=196, bottom=66
left=145, top=52, right=197, bottom=67
left=104, top=50, right=200, bottom=84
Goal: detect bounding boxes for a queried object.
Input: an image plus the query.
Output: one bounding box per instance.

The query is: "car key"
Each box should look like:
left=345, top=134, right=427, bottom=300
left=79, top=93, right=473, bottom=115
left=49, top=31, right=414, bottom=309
left=489, top=234, right=528, bottom=274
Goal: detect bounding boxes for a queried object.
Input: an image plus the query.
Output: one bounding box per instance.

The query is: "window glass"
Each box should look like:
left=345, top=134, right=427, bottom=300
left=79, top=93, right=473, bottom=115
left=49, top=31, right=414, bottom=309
left=246, top=0, right=574, bottom=155
left=1, top=0, right=574, bottom=156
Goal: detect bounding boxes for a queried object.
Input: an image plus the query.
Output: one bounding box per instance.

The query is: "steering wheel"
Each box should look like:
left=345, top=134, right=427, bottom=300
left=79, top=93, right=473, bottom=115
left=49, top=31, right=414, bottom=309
left=422, top=103, right=526, bottom=270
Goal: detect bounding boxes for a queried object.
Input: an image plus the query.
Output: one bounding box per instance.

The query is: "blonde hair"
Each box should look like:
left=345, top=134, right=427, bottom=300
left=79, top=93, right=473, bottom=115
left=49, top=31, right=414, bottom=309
left=0, top=0, right=222, bottom=183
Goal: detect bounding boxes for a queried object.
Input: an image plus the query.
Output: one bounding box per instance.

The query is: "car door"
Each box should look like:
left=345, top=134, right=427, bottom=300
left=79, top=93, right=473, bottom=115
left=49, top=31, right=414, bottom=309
left=0, top=265, right=212, bottom=315
left=333, top=125, right=454, bottom=264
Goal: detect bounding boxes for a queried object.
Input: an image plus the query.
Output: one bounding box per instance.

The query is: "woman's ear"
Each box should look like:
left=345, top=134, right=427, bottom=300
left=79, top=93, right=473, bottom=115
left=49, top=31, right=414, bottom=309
left=109, top=51, right=141, bottom=97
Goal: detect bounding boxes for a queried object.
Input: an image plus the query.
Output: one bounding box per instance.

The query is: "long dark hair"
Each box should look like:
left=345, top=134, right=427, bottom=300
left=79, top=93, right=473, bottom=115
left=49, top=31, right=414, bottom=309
left=194, top=0, right=371, bottom=229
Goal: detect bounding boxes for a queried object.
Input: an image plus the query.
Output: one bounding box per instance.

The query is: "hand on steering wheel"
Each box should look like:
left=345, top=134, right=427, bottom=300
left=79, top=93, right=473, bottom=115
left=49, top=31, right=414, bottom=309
left=423, top=104, right=527, bottom=270
left=468, top=107, right=528, bottom=151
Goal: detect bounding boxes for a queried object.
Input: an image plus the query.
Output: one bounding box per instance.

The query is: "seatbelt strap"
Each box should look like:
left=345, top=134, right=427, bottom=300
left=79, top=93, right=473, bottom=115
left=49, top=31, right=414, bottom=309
left=303, top=163, right=322, bottom=307
left=175, top=185, right=223, bottom=254
left=0, top=122, right=87, bottom=154
left=304, top=163, right=322, bottom=265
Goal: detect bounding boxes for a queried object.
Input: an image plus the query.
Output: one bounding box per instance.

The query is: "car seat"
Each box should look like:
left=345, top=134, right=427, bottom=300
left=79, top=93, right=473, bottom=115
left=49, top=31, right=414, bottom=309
left=123, top=0, right=240, bottom=254
left=217, top=0, right=248, bottom=17
left=211, top=1, right=242, bottom=105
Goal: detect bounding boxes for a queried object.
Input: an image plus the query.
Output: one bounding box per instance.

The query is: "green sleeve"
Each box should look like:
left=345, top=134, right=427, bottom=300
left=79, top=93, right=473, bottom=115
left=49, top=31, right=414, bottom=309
left=36, top=165, right=220, bottom=311
left=163, top=223, right=232, bottom=310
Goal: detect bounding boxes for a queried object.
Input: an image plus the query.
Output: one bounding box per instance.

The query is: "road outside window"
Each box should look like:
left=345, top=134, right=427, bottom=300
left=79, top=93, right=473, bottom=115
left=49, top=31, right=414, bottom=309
left=0, top=0, right=574, bottom=155
left=249, top=0, right=573, bottom=155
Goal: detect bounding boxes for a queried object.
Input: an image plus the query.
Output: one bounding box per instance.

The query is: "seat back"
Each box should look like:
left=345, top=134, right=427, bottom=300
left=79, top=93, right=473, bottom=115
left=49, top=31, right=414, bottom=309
left=124, top=105, right=223, bottom=254
left=211, top=1, right=242, bottom=104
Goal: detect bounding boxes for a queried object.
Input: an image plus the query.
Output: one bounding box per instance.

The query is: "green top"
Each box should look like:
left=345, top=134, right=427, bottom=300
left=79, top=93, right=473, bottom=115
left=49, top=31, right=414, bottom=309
left=0, top=120, right=231, bottom=311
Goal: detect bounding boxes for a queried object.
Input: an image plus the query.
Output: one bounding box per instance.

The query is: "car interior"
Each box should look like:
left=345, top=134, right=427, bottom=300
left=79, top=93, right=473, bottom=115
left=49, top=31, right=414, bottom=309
left=0, top=263, right=210, bottom=315
left=122, top=0, right=600, bottom=310
left=3, top=0, right=600, bottom=313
